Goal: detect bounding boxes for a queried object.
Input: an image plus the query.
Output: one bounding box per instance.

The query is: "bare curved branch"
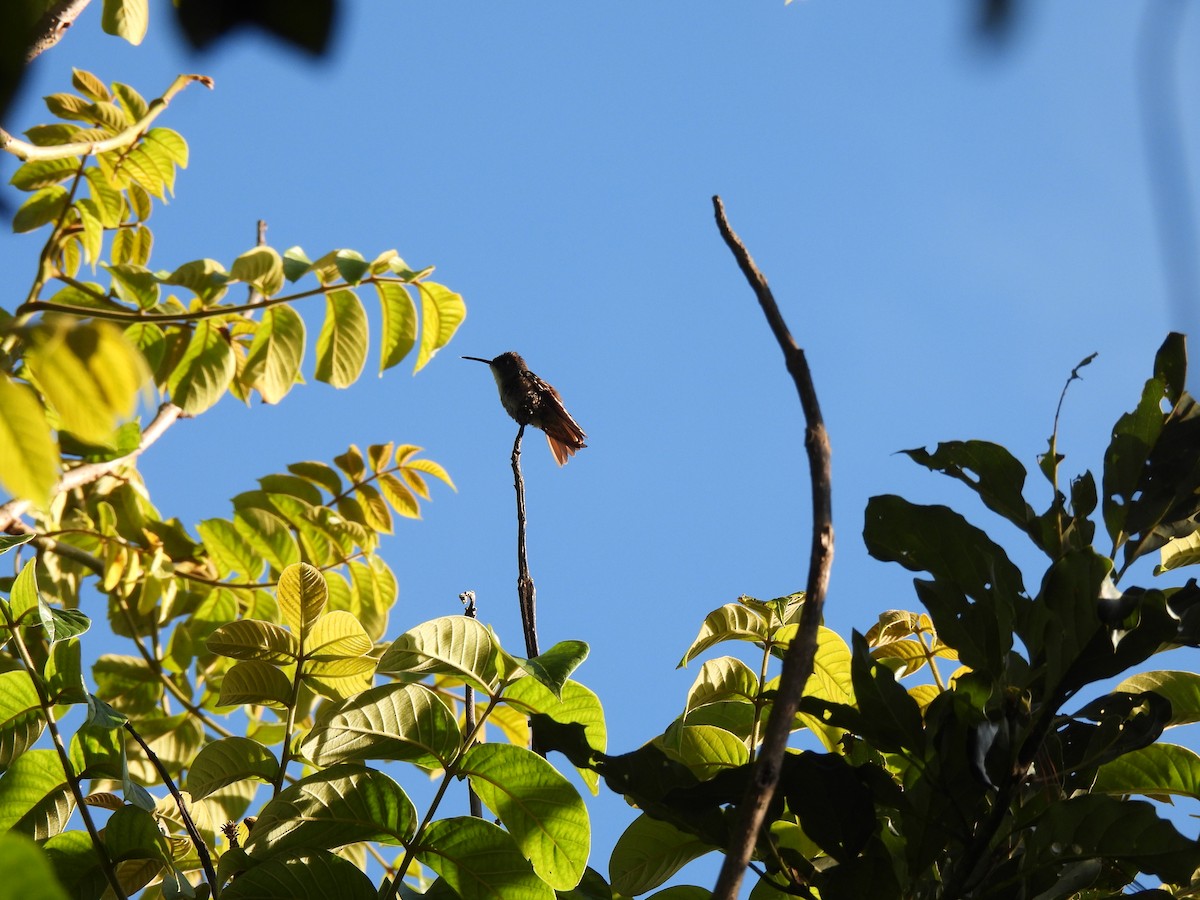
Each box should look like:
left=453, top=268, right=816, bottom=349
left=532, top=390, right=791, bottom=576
left=710, top=196, right=834, bottom=900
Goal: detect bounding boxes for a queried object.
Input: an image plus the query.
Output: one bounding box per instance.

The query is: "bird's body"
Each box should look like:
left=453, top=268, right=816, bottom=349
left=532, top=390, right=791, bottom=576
left=463, top=352, right=587, bottom=465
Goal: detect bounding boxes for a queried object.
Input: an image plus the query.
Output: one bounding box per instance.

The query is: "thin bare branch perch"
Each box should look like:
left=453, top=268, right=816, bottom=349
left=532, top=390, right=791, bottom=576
left=710, top=195, right=834, bottom=900
left=511, top=424, right=539, bottom=658
left=23, top=0, right=93, bottom=63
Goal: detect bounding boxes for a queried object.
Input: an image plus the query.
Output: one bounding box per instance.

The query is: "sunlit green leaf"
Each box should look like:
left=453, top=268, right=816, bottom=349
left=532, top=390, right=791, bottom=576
left=222, top=849, right=377, bottom=900
left=678, top=604, right=769, bottom=668
left=12, top=186, right=68, bottom=233
left=186, top=737, right=280, bottom=801
left=231, top=246, right=285, bottom=296
left=0, top=750, right=73, bottom=839
left=377, top=281, right=417, bottom=373
left=208, top=620, right=298, bottom=664
left=244, top=765, right=416, bottom=859
left=0, top=833, right=70, bottom=900
left=166, top=320, right=235, bottom=415
left=301, top=682, right=460, bottom=769
left=461, top=743, right=590, bottom=890
left=417, top=817, right=554, bottom=900
left=0, top=375, right=59, bottom=506
left=0, top=672, right=44, bottom=774
left=414, top=282, right=466, bottom=372
left=608, top=815, right=711, bottom=897
left=278, top=562, right=328, bottom=636
left=216, top=660, right=293, bottom=709
left=377, top=616, right=501, bottom=693
left=314, top=289, right=368, bottom=388
left=101, top=0, right=148, bottom=44
left=242, top=305, right=305, bottom=404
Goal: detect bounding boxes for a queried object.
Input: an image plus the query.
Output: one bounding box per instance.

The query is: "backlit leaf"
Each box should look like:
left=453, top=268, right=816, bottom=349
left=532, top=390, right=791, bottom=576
left=315, top=289, right=368, bottom=388
left=0, top=376, right=59, bottom=506
left=414, top=282, right=466, bottom=372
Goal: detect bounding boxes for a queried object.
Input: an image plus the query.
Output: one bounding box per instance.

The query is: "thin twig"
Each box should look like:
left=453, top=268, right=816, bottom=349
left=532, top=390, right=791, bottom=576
left=710, top=196, right=834, bottom=900
left=23, top=0, right=93, bottom=63
left=123, top=721, right=219, bottom=896
left=511, top=425, right=539, bottom=658
left=0, top=402, right=182, bottom=531
left=0, top=601, right=127, bottom=899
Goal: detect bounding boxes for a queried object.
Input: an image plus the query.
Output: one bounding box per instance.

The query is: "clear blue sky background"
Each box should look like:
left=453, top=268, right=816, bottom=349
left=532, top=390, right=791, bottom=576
left=4, top=0, right=1200, bottom=889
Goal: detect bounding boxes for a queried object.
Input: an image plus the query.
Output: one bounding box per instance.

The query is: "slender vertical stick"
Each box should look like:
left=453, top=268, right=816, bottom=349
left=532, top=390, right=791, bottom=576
left=511, top=424, right=539, bottom=658
left=710, top=196, right=834, bottom=900
left=460, top=591, right=484, bottom=819
left=123, top=722, right=219, bottom=895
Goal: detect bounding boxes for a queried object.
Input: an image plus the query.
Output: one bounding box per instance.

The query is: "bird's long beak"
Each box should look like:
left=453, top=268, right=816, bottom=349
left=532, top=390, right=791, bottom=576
left=461, top=356, right=492, bottom=364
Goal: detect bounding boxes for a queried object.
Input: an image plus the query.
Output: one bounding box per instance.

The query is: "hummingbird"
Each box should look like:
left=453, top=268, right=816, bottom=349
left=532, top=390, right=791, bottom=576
left=463, top=352, right=587, bottom=465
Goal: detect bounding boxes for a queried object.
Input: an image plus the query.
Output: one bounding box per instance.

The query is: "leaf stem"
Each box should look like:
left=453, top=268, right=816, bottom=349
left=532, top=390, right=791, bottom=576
left=123, top=721, right=220, bottom=896
left=0, top=601, right=128, bottom=899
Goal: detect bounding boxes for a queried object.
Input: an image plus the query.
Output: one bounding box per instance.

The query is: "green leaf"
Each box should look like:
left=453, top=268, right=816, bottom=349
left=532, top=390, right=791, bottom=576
left=104, top=262, right=160, bottom=308
left=288, top=461, right=342, bottom=496
left=863, top=495, right=1022, bottom=677
left=1115, top=670, right=1200, bottom=727
left=197, top=517, right=263, bottom=580
left=216, top=660, right=293, bottom=708
left=849, top=631, right=924, bottom=754
left=377, top=616, right=501, bottom=693
left=101, top=0, right=148, bottom=44
left=684, top=657, right=759, bottom=715
left=506, top=678, right=607, bottom=793
left=1158, top=530, right=1200, bottom=574
left=657, top=724, right=749, bottom=779
left=277, top=562, right=328, bottom=636
left=902, top=441, right=1036, bottom=540
left=314, top=289, right=368, bottom=388
left=377, top=282, right=417, bottom=372
left=0, top=833, right=70, bottom=900
left=234, top=507, right=300, bottom=572
left=222, top=849, right=377, bottom=900
left=244, top=764, right=416, bottom=859
left=461, top=743, right=590, bottom=890
left=304, top=610, right=371, bottom=660
left=162, top=258, right=230, bottom=304
left=301, top=682, right=460, bottom=769
left=242, top=305, right=305, bottom=404
left=104, top=805, right=169, bottom=862
left=166, top=321, right=236, bottom=415
left=608, top=814, right=712, bottom=897
left=207, top=620, right=299, bottom=664
left=144, top=128, right=187, bottom=167
left=414, top=282, right=466, bottom=372
left=12, top=186, right=68, bottom=233
left=1026, top=794, right=1200, bottom=884
left=417, top=817, right=555, bottom=900
left=678, top=604, right=769, bottom=667
left=9, top=558, right=39, bottom=624
left=9, top=157, right=78, bottom=191
left=1093, top=742, right=1200, bottom=800
left=519, top=640, right=589, bottom=700
left=282, top=246, right=313, bottom=282
left=0, top=375, right=59, bottom=506
left=333, top=249, right=369, bottom=284
left=0, top=671, right=44, bottom=773
left=0, top=750, right=73, bottom=839
left=231, top=246, right=285, bottom=296
left=44, top=640, right=87, bottom=705
left=187, top=734, right=280, bottom=801
left=25, top=321, right=148, bottom=445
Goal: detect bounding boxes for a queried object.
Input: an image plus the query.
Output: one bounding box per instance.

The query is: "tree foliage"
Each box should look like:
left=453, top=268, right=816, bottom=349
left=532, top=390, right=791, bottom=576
left=5, top=14, right=1200, bottom=900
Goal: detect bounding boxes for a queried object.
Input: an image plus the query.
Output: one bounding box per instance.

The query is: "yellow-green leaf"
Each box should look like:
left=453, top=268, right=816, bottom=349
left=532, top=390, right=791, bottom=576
left=12, top=186, right=68, bottom=233
left=315, top=289, right=368, bottom=388
left=377, top=281, right=416, bottom=373
left=241, top=305, right=304, bottom=404
left=414, top=282, right=465, bottom=372
left=207, top=620, right=298, bottom=664
left=0, top=376, right=58, bottom=507
left=167, top=320, right=235, bottom=415
left=277, top=562, right=328, bottom=635
left=101, top=0, right=149, bottom=45
left=231, top=246, right=284, bottom=297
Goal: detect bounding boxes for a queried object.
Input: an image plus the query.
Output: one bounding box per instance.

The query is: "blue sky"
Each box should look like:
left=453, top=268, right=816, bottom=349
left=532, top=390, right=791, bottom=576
left=4, top=0, right=1200, bottom=888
